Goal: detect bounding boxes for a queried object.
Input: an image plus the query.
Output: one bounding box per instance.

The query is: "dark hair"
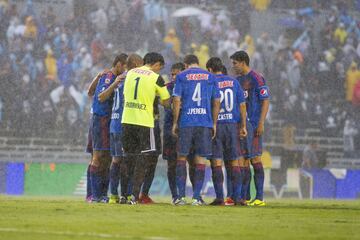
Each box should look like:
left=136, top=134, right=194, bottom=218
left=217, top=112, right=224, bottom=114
left=183, top=54, right=199, bottom=65
left=230, top=51, right=250, bottom=66
left=221, top=65, right=228, bottom=75
left=112, top=53, right=128, bottom=67
left=171, top=62, right=185, bottom=71
left=206, top=57, right=223, bottom=72
left=143, top=52, right=165, bottom=66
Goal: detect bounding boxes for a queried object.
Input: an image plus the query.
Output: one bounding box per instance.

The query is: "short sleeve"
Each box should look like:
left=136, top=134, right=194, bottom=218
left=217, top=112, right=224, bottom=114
left=172, top=74, right=182, bottom=98
left=253, top=75, right=270, bottom=100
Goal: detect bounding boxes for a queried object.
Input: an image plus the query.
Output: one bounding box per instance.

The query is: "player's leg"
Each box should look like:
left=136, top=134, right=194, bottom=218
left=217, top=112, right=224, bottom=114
left=224, top=161, right=234, bottom=205
left=85, top=116, right=93, bottom=202
left=139, top=154, right=158, bottom=204
left=210, top=159, right=224, bottom=205
left=109, top=133, right=124, bottom=203
left=90, top=114, right=111, bottom=202
left=163, top=133, right=178, bottom=203
left=191, top=127, right=212, bottom=206
left=140, top=122, right=161, bottom=204
left=249, top=132, right=265, bottom=206
left=175, top=127, right=193, bottom=205
left=209, top=125, right=224, bottom=205
left=239, top=122, right=253, bottom=205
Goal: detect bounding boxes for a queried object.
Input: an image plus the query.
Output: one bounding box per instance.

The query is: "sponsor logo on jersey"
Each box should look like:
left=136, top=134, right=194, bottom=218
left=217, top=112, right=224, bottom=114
left=218, top=81, right=234, bottom=89
left=186, top=74, right=209, bottom=81
left=105, top=78, right=111, bottom=84
left=260, top=88, right=268, bottom=96
left=244, top=91, right=249, bottom=98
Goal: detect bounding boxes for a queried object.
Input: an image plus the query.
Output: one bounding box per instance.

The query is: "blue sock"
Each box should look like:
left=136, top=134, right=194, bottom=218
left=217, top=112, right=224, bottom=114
left=225, top=162, right=232, bottom=198
left=109, top=162, right=120, bottom=196
left=90, top=165, right=102, bottom=201
left=86, top=164, right=91, bottom=199
left=211, top=166, right=224, bottom=200
left=253, top=162, right=264, bottom=200
left=240, top=166, right=251, bottom=200
left=142, top=156, right=158, bottom=196
left=193, top=164, right=205, bottom=200
left=176, top=160, right=187, bottom=198
left=167, top=161, right=178, bottom=199
left=231, top=166, right=241, bottom=201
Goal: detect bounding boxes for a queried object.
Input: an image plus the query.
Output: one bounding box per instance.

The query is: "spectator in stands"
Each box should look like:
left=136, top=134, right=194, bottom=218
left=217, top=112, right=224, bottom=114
left=163, top=28, right=181, bottom=57
left=333, top=22, right=347, bottom=45
left=346, top=62, right=360, bottom=102
left=343, top=118, right=358, bottom=158
left=301, top=141, right=319, bottom=170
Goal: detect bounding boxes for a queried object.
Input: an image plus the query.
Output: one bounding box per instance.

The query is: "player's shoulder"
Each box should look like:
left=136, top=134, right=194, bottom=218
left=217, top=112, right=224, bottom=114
left=249, top=70, right=266, bottom=86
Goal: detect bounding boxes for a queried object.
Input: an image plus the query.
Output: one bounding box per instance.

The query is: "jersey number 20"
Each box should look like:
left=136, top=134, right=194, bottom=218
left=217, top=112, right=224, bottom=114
left=219, top=89, right=233, bottom=113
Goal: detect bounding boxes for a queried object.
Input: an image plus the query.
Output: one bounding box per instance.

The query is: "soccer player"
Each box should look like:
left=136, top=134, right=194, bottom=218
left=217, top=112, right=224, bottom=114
left=206, top=57, right=247, bottom=206
left=163, top=62, right=185, bottom=204
left=122, top=52, right=170, bottom=204
left=85, top=69, right=110, bottom=202
left=90, top=54, right=128, bottom=203
left=172, top=54, right=221, bottom=206
left=106, top=54, right=144, bottom=204
left=231, top=50, right=270, bottom=206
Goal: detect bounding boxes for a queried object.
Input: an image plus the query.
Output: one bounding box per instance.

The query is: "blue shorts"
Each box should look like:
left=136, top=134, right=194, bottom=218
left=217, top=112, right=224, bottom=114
left=85, top=115, right=93, bottom=154
left=92, top=114, right=111, bottom=151
left=239, top=122, right=263, bottom=159
left=212, top=123, right=241, bottom=161
left=110, top=133, right=123, bottom=157
left=178, top=127, right=212, bottom=158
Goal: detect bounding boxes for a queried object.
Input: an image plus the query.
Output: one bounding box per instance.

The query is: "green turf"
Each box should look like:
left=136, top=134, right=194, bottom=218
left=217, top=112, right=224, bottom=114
left=0, top=196, right=359, bottom=240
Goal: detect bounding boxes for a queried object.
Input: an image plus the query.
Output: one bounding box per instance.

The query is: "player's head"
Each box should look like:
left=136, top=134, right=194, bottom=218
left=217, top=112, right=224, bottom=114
left=206, top=57, right=223, bottom=73
left=127, top=53, right=144, bottom=71
left=230, top=51, right=250, bottom=75
left=183, top=54, right=199, bottom=68
left=143, top=52, right=165, bottom=74
left=171, top=62, right=185, bottom=81
left=112, top=53, right=128, bottom=75
left=221, top=65, right=228, bottom=75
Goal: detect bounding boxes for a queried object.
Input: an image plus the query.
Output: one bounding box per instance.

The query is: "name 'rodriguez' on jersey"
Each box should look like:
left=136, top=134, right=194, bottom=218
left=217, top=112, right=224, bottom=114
left=172, top=67, right=220, bottom=128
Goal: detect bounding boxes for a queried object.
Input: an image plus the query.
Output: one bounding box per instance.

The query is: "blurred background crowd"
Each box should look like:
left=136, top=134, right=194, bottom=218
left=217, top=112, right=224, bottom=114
left=0, top=0, right=359, bottom=156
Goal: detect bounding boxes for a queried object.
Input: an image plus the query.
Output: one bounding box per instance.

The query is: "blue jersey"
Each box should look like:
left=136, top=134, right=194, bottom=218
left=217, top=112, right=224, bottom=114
left=110, top=82, right=124, bottom=133
left=173, top=67, right=220, bottom=128
left=216, top=74, right=245, bottom=124
left=237, top=70, right=270, bottom=128
left=164, top=81, right=175, bottom=134
left=92, top=72, right=117, bottom=116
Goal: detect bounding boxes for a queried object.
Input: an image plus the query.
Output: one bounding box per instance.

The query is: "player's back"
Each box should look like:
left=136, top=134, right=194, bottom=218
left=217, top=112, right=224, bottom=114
left=173, top=67, right=219, bottom=128
left=122, top=65, right=161, bottom=128
left=92, top=72, right=117, bottom=116
left=215, top=74, right=245, bottom=124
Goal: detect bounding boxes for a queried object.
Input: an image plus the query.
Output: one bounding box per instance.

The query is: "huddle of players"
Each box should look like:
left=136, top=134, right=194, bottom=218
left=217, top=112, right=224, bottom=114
left=86, top=50, right=270, bottom=206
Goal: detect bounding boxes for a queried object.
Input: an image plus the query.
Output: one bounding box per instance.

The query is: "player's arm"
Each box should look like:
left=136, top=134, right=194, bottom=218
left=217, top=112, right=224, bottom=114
left=211, top=77, right=221, bottom=139
left=87, top=69, right=108, bottom=97
left=172, top=96, right=181, bottom=137
left=171, top=75, right=182, bottom=137
left=239, top=102, right=247, bottom=138
left=98, top=74, right=124, bottom=102
left=155, top=75, right=171, bottom=108
left=211, top=98, right=220, bottom=139
left=256, top=99, right=269, bottom=136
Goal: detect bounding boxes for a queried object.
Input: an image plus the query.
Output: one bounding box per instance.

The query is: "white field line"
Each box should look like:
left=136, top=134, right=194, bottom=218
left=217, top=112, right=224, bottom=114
left=0, top=227, right=173, bottom=240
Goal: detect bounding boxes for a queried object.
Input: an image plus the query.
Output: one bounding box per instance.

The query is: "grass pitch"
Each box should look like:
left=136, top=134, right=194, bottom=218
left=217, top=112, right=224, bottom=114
left=0, top=196, right=359, bottom=240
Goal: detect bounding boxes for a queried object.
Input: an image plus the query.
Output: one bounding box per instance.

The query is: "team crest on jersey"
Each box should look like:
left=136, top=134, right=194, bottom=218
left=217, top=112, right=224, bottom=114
left=260, top=88, right=268, bottom=96
left=105, top=78, right=111, bottom=84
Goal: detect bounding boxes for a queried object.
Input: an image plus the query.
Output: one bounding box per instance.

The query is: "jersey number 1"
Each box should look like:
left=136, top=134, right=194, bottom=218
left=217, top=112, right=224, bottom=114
left=134, top=77, right=140, bottom=100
